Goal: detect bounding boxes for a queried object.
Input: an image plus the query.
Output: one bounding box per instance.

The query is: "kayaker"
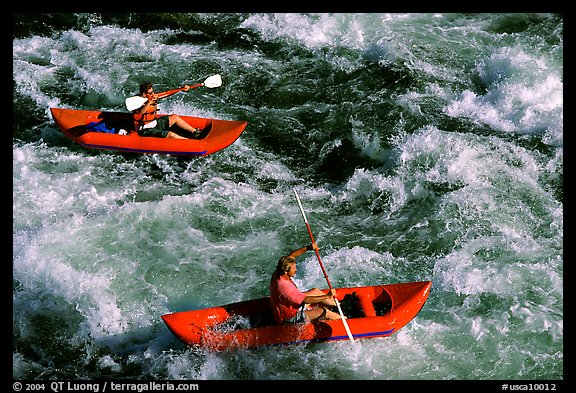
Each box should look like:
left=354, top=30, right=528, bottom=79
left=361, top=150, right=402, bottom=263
left=270, top=243, right=342, bottom=324
left=131, top=82, right=202, bottom=139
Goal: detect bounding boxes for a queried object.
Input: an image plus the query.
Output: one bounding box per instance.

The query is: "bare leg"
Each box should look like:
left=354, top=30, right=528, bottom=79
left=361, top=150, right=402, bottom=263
left=304, top=307, right=325, bottom=321
left=168, top=114, right=199, bottom=134
left=304, top=306, right=342, bottom=321
left=322, top=308, right=342, bottom=320
left=303, top=288, right=337, bottom=307
left=166, top=131, right=188, bottom=139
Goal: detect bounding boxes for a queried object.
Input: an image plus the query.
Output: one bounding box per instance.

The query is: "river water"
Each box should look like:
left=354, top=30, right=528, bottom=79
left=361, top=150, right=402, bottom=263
left=13, top=13, right=563, bottom=381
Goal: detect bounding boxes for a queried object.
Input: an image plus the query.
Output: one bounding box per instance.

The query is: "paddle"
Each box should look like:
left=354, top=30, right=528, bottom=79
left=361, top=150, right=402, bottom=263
left=293, top=188, right=355, bottom=342
left=125, top=74, right=223, bottom=111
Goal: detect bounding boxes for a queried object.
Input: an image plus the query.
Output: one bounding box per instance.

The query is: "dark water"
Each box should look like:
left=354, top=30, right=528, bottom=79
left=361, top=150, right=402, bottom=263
left=13, top=13, right=563, bottom=381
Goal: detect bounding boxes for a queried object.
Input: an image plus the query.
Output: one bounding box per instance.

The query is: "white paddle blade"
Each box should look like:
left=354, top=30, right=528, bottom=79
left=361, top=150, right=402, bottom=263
left=203, top=74, right=222, bottom=88
left=125, top=96, right=147, bottom=111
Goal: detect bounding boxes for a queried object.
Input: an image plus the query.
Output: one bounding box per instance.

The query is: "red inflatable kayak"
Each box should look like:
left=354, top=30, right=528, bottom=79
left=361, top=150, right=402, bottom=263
left=161, top=281, right=431, bottom=351
left=50, top=108, right=247, bottom=156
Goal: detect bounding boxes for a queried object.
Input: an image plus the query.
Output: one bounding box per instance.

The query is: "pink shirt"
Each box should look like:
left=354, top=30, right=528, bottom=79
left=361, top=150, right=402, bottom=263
left=270, top=273, right=306, bottom=324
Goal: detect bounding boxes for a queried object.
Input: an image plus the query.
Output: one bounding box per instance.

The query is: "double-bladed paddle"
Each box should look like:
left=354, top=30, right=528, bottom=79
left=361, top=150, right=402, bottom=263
left=293, top=188, right=355, bottom=342
left=125, top=74, right=223, bottom=111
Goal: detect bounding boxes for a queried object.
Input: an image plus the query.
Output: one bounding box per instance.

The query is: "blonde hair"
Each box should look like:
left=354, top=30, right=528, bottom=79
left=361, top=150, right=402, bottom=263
left=276, top=256, right=295, bottom=275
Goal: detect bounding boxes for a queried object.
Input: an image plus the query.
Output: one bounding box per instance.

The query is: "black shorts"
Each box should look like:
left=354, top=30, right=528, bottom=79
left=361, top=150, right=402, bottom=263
left=138, top=116, right=170, bottom=137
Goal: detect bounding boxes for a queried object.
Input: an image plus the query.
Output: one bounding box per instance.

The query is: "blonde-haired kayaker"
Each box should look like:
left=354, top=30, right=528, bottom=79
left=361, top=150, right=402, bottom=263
left=270, top=243, right=342, bottom=324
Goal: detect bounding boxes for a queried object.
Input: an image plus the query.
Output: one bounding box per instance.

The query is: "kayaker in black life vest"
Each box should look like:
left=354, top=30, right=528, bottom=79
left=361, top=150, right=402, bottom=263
left=132, top=82, right=202, bottom=139
left=269, top=243, right=342, bottom=324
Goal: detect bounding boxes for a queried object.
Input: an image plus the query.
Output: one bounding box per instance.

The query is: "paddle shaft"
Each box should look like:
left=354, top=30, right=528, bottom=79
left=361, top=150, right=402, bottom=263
left=157, top=74, right=220, bottom=99
left=156, top=83, right=203, bottom=100
left=126, top=85, right=200, bottom=111
left=292, top=189, right=355, bottom=342
left=126, top=75, right=221, bottom=111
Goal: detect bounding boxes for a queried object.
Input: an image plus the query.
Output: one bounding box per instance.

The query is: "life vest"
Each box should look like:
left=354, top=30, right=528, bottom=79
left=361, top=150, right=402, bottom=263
left=132, top=100, right=157, bottom=131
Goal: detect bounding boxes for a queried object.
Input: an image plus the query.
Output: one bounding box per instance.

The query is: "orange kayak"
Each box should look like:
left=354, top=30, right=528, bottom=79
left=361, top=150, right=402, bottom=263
left=162, top=281, right=431, bottom=351
left=50, top=108, right=247, bottom=156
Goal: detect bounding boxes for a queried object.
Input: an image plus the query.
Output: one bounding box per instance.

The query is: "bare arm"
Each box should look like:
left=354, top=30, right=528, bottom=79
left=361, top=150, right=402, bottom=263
left=156, top=85, right=190, bottom=100
left=287, top=243, right=318, bottom=259
left=137, top=99, right=157, bottom=113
